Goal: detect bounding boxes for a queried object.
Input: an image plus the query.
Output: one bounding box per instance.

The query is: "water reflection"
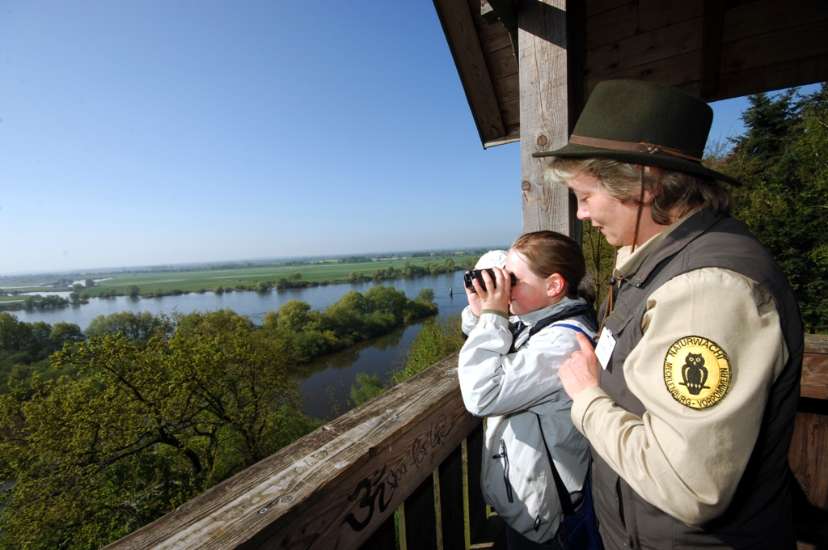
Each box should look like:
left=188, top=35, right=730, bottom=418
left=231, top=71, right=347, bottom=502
left=298, top=325, right=419, bottom=419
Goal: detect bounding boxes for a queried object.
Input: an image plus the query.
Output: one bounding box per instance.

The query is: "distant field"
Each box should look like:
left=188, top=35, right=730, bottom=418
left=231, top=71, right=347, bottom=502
left=77, top=255, right=478, bottom=296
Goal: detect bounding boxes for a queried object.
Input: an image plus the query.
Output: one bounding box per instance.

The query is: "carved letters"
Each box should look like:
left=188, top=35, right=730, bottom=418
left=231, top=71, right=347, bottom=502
left=342, top=414, right=453, bottom=532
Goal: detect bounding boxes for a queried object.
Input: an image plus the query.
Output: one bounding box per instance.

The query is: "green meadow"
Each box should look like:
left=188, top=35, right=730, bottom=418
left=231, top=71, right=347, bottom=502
left=79, top=254, right=479, bottom=296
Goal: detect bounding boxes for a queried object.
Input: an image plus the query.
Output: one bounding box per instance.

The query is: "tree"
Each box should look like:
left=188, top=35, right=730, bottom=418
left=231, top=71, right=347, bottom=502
left=415, top=288, right=435, bottom=305
left=50, top=322, right=85, bottom=348
left=393, top=316, right=465, bottom=384
left=720, top=85, right=828, bottom=331
left=86, top=312, right=173, bottom=342
left=274, top=300, right=315, bottom=332
left=0, top=310, right=316, bottom=548
left=581, top=224, right=614, bottom=307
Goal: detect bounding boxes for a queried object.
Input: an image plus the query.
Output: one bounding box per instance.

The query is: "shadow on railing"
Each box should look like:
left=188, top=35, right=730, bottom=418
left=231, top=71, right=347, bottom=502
left=109, top=336, right=828, bottom=549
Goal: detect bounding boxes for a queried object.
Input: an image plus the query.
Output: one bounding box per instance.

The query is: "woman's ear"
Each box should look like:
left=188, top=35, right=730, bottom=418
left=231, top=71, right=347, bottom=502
left=545, top=273, right=566, bottom=298
left=642, top=165, right=663, bottom=205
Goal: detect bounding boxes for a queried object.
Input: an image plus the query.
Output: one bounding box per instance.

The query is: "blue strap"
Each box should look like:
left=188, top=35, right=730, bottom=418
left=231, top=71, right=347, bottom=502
left=553, top=323, right=596, bottom=345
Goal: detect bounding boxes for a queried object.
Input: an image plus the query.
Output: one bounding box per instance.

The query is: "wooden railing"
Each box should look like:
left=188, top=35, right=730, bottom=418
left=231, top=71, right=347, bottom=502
left=108, top=352, right=493, bottom=549
left=109, top=336, right=828, bottom=549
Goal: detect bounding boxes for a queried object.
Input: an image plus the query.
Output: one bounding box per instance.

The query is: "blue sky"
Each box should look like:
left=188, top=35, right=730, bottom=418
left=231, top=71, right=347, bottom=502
left=0, top=2, right=817, bottom=275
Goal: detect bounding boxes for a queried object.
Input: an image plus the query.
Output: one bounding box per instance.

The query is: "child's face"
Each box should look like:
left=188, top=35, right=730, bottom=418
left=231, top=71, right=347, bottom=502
left=505, top=250, right=562, bottom=315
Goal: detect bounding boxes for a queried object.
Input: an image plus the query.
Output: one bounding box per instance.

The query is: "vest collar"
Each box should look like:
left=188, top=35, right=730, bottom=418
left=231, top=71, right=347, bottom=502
left=622, top=208, right=724, bottom=288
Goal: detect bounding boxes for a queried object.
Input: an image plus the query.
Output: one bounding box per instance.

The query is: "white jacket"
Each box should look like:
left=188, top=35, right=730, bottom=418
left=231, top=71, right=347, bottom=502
left=458, top=297, right=594, bottom=542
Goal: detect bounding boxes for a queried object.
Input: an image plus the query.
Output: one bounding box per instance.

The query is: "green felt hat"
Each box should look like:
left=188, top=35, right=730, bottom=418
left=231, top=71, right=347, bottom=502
left=533, top=79, right=740, bottom=185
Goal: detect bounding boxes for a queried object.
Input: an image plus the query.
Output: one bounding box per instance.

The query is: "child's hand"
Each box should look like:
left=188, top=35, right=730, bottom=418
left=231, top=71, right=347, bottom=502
left=474, top=267, right=511, bottom=315
left=464, top=284, right=483, bottom=316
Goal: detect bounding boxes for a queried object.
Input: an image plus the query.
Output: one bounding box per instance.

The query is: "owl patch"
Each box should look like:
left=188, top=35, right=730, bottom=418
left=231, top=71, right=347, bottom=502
left=663, top=336, right=731, bottom=409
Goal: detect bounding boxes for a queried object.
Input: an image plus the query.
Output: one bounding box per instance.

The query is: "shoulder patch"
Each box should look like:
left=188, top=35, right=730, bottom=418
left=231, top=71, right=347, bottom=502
left=663, top=335, right=731, bottom=409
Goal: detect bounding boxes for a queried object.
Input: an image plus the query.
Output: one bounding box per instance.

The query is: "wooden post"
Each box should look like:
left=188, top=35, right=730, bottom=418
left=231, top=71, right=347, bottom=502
left=438, top=445, right=465, bottom=549
left=518, top=0, right=583, bottom=237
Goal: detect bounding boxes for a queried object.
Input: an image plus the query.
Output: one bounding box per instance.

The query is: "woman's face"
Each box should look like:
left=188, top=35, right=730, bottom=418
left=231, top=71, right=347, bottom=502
left=566, top=170, right=643, bottom=247
left=505, top=249, right=561, bottom=315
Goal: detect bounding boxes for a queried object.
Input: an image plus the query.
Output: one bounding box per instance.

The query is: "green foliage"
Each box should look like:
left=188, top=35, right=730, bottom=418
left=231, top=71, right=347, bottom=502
left=349, top=372, right=385, bottom=407
left=86, top=311, right=174, bottom=342
left=416, top=288, right=435, bottom=305
left=0, top=310, right=319, bottom=548
left=0, top=313, right=84, bottom=393
left=263, top=288, right=437, bottom=365
left=581, top=224, right=614, bottom=307
left=716, top=85, right=828, bottom=331
left=393, top=315, right=464, bottom=384
left=17, top=294, right=71, bottom=311
left=0, top=285, right=442, bottom=545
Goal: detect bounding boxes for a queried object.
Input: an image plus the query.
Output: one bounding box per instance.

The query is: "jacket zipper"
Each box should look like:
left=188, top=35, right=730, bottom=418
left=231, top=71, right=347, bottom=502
left=491, top=439, right=514, bottom=503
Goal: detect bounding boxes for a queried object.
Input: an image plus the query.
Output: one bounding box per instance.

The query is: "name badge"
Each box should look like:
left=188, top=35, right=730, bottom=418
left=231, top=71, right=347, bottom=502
left=594, top=328, right=616, bottom=370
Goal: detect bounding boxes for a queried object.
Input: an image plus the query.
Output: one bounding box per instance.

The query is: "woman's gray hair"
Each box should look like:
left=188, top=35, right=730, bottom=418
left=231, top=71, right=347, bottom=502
left=545, top=158, right=730, bottom=224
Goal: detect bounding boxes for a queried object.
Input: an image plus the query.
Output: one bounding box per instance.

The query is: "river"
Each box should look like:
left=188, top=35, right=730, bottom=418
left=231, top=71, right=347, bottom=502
left=10, top=273, right=469, bottom=419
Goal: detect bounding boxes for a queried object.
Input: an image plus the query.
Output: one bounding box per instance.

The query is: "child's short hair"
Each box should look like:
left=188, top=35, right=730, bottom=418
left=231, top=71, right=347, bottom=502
left=511, top=231, right=586, bottom=299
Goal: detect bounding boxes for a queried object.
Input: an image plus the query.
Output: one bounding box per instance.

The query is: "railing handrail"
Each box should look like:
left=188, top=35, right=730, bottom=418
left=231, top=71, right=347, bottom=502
left=107, top=352, right=479, bottom=549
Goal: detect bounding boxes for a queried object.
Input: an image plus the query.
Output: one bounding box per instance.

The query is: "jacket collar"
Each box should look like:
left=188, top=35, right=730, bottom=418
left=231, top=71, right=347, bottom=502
left=516, top=296, right=589, bottom=326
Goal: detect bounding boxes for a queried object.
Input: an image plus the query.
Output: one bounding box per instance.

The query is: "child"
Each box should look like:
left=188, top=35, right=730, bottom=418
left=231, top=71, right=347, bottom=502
left=458, top=231, right=602, bottom=550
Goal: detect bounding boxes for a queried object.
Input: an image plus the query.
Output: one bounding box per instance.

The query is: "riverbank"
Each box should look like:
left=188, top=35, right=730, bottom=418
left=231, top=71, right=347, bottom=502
left=0, top=253, right=479, bottom=311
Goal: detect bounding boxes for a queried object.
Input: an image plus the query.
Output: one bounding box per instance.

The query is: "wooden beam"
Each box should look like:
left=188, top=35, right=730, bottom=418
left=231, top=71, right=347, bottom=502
left=481, top=0, right=518, bottom=54
left=106, top=354, right=480, bottom=549
left=801, top=335, right=828, bottom=401
left=587, top=18, right=704, bottom=79
left=720, top=19, right=828, bottom=76
left=722, top=0, right=828, bottom=44
left=481, top=0, right=517, bottom=30
left=713, top=56, right=828, bottom=102
left=433, top=0, right=507, bottom=146
left=586, top=49, right=705, bottom=96
left=700, top=0, right=725, bottom=99
left=519, top=0, right=583, bottom=236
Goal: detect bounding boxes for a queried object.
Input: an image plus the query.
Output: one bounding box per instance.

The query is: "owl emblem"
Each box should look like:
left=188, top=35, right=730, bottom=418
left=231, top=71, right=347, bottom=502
left=680, top=352, right=710, bottom=395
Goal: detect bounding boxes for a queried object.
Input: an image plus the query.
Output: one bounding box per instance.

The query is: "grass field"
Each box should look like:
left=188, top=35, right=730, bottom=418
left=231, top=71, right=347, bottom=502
left=73, top=254, right=478, bottom=296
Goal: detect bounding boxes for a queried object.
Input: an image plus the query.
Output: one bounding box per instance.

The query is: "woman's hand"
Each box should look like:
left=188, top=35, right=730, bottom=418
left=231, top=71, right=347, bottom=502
left=473, top=267, right=511, bottom=316
left=559, top=332, right=601, bottom=399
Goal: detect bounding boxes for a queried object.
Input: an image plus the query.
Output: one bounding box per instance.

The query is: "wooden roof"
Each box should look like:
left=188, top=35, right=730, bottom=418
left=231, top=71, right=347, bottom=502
left=433, top=0, right=828, bottom=148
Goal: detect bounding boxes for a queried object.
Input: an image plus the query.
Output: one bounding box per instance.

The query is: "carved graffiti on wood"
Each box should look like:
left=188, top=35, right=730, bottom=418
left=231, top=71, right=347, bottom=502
left=342, top=414, right=453, bottom=532
left=342, top=465, right=394, bottom=530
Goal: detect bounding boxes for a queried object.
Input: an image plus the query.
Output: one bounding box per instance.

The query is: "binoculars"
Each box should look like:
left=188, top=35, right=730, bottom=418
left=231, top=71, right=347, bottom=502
left=463, top=268, right=517, bottom=293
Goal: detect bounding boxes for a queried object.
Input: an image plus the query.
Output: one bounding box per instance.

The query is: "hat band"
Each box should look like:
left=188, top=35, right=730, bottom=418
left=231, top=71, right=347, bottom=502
left=569, top=135, right=702, bottom=163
